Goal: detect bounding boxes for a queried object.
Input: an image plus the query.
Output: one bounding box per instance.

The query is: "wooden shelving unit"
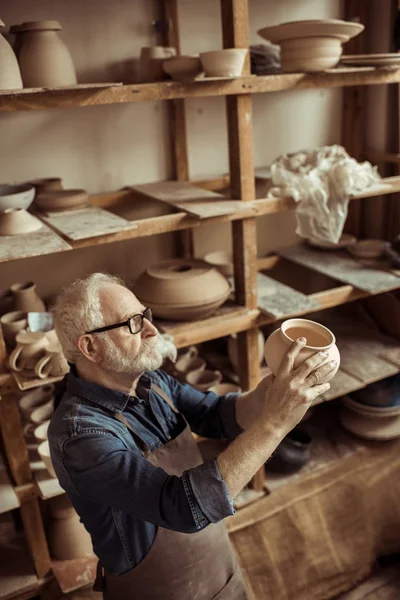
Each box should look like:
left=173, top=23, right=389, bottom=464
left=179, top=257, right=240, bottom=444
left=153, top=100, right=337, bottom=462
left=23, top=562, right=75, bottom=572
left=1, top=0, right=400, bottom=597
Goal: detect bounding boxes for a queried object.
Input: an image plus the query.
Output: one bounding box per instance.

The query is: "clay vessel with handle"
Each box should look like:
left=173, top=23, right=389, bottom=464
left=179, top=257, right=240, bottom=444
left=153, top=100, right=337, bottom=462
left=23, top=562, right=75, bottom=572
left=9, top=330, right=50, bottom=372
left=35, top=347, right=69, bottom=379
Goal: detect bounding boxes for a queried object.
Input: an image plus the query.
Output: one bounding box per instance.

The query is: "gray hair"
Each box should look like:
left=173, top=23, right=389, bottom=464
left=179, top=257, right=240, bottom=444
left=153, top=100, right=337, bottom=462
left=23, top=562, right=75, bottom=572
left=52, top=272, right=126, bottom=363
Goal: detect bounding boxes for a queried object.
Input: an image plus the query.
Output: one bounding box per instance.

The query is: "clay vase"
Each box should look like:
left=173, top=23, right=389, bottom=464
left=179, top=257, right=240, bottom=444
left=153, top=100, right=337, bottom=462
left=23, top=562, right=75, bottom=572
left=35, top=347, right=69, bottom=379
left=18, top=20, right=77, bottom=88
left=9, top=330, right=50, bottom=372
left=266, top=428, right=312, bottom=474
left=228, top=330, right=265, bottom=370
left=186, top=369, right=223, bottom=392
left=47, top=495, right=93, bottom=559
left=0, top=19, right=23, bottom=90
left=0, top=310, right=27, bottom=346
left=18, top=384, right=54, bottom=421
left=10, top=282, right=46, bottom=312
left=264, top=318, right=340, bottom=383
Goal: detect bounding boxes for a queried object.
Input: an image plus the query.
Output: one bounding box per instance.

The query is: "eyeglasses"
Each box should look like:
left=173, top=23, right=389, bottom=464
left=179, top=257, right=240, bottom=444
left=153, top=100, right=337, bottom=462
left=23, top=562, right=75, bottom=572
left=86, top=307, right=153, bottom=335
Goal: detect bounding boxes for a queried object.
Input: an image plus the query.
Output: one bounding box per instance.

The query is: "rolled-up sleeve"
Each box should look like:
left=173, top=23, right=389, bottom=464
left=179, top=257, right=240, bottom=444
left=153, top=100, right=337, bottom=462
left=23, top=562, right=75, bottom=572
left=155, top=370, right=243, bottom=440
left=63, top=431, right=234, bottom=534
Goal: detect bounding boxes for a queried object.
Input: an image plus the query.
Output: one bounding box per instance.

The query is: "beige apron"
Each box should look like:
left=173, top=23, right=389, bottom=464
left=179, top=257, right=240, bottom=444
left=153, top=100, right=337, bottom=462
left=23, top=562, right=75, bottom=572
left=95, top=383, right=249, bottom=600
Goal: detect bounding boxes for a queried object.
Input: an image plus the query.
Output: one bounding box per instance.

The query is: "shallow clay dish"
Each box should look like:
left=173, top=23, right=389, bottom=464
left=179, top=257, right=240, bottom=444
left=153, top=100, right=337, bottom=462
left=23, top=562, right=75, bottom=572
left=348, top=239, right=388, bottom=259
left=258, top=19, right=365, bottom=44
left=163, top=56, right=203, bottom=81
left=307, top=234, right=357, bottom=250
left=35, top=189, right=89, bottom=212
left=0, top=208, right=42, bottom=235
left=0, top=184, right=35, bottom=211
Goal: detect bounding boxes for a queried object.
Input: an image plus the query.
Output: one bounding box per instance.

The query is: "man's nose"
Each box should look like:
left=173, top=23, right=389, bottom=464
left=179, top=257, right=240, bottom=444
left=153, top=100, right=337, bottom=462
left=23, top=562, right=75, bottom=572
left=141, top=318, right=157, bottom=338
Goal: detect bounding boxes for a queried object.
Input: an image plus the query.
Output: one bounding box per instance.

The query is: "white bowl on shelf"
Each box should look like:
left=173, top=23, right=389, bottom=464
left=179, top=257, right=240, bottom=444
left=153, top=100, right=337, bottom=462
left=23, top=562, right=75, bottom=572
left=0, top=184, right=35, bottom=211
left=200, top=49, right=248, bottom=77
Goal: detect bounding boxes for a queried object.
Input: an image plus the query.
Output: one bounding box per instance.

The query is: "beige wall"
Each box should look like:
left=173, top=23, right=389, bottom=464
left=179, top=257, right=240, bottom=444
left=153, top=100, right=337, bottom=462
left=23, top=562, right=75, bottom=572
left=0, top=0, right=343, bottom=300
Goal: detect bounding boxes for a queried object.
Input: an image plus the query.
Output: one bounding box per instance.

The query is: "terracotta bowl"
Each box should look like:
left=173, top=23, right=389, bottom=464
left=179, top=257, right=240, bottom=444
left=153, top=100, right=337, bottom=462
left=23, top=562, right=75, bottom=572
left=200, top=49, right=248, bottom=77
left=29, top=177, right=63, bottom=193
left=0, top=208, right=42, bottom=235
left=0, top=184, right=35, bottom=211
left=163, top=56, right=203, bottom=81
left=35, top=189, right=89, bottom=212
left=280, top=37, right=342, bottom=72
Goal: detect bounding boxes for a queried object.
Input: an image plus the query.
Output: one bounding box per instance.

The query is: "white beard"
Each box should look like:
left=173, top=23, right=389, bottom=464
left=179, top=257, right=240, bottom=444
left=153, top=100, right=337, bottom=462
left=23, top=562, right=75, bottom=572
left=100, top=335, right=163, bottom=377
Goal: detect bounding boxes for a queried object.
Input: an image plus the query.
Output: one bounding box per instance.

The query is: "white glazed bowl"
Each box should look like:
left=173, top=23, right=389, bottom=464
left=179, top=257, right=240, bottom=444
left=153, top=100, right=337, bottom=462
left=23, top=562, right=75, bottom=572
left=0, top=184, right=35, bottom=211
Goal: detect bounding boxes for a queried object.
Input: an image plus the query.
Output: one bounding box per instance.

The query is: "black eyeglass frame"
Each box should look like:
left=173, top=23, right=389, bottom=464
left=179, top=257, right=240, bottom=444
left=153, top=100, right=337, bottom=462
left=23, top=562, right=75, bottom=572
left=85, top=307, right=153, bottom=335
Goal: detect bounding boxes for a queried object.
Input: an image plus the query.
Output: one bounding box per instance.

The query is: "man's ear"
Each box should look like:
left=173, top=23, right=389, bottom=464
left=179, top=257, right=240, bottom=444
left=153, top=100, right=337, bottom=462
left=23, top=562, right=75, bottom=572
left=77, top=334, right=102, bottom=364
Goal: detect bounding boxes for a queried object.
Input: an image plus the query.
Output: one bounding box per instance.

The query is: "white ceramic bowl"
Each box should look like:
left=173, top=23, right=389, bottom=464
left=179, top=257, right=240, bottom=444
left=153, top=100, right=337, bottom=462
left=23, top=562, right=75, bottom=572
left=200, top=49, right=248, bottom=77
left=0, top=184, right=35, bottom=211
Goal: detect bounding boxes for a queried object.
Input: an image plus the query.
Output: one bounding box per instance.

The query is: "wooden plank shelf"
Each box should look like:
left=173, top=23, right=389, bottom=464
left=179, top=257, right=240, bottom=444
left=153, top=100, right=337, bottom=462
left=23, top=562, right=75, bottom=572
left=0, top=221, right=71, bottom=264
left=1, top=67, right=400, bottom=113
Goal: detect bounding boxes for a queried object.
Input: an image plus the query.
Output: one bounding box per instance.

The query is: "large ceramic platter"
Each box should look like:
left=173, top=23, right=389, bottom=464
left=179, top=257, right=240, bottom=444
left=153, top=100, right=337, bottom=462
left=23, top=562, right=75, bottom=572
left=341, top=54, right=400, bottom=67
left=258, top=19, right=364, bottom=44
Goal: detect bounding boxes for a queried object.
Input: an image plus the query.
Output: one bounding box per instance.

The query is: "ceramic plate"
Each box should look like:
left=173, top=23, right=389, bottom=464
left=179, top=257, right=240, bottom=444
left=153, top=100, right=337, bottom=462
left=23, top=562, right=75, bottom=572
left=306, top=234, right=357, bottom=250
left=258, top=19, right=364, bottom=44
left=347, top=239, right=388, bottom=259
left=341, top=54, right=400, bottom=67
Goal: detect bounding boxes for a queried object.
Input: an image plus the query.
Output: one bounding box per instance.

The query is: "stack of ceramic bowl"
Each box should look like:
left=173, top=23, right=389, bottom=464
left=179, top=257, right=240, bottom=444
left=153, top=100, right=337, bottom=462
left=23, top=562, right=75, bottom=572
left=134, top=258, right=231, bottom=321
left=258, top=19, right=364, bottom=73
left=339, top=393, right=400, bottom=441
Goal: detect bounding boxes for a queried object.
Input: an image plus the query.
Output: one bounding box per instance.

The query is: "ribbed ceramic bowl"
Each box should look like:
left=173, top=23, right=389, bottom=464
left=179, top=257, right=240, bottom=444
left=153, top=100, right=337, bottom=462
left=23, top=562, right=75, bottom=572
left=0, top=184, right=35, bottom=211
left=35, top=189, right=89, bottom=212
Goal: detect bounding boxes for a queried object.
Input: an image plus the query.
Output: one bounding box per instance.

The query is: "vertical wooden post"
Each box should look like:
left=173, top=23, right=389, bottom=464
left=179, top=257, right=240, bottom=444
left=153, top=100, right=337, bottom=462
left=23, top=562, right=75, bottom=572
left=0, top=393, right=52, bottom=577
left=342, top=0, right=367, bottom=238
left=221, top=0, right=263, bottom=491
left=160, top=0, right=194, bottom=257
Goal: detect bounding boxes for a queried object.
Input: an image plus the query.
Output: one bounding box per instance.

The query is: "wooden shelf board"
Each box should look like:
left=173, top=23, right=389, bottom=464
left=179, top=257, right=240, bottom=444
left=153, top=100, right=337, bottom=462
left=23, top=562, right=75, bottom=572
left=12, top=371, right=64, bottom=392
left=0, top=535, right=48, bottom=600
left=0, top=454, right=20, bottom=515
left=0, top=221, right=71, bottom=265
left=1, top=68, right=400, bottom=113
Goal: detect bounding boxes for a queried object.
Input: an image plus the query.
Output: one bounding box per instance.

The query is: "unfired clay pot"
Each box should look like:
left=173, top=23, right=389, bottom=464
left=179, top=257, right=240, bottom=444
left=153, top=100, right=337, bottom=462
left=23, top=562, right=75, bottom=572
left=163, top=55, right=202, bottom=81
left=339, top=408, right=400, bottom=441
left=203, top=250, right=233, bottom=277
left=35, top=189, right=89, bottom=212
left=33, top=420, right=50, bottom=442
left=9, top=330, right=50, bottom=372
left=48, top=495, right=93, bottom=559
left=35, top=347, right=69, bottom=379
left=0, top=209, right=42, bottom=235
left=200, top=49, right=248, bottom=77
left=11, top=281, right=45, bottom=312
left=0, top=310, right=27, bottom=346
left=30, top=399, right=54, bottom=425
left=29, top=177, right=63, bottom=193
left=186, top=369, right=223, bottom=391
left=0, top=18, right=23, bottom=90
left=264, top=318, right=340, bottom=383
left=18, top=20, right=77, bottom=88
left=280, top=37, right=342, bottom=72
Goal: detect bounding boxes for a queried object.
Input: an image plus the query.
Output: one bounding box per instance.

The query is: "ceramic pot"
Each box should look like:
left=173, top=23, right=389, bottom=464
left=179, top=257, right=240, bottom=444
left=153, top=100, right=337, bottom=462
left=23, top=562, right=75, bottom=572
left=0, top=19, right=23, bottom=90
left=48, top=495, right=93, bottom=559
left=339, top=408, right=400, bottom=441
left=31, top=398, right=54, bottom=425
left=279, top=37, right=342, bottom=73
left=10, top=281, right=45, bottom=312
left=228, top=330, right=265, bottom=369
left=139, top=46, right=176, bottom=82
left=135, top=259, right=231, bottom=322
left=186, top=369, right=223, bottom=391
left=0, top=184, right=35, bottom=212
left=35, top=347, right=69, bottom=379
left=266, top=428, right=312, bottom=474
left=200, top=49, right=248, bottom=77
left=35, top=189, right=89, bottom=212
left=208, top=382, right=242, bottom=395
left=163, top=55, right=202, bottom=81
left=203, top=250, right=233, bottom=277
left=29, top=177, right=63, bottom=193
left=18, top=20, right=77, bottom=88
left=264, top=318, right=340, bottom=383
left=0, top=310, right=27, bottom=346
left=37, top=440, right=56, bottom=477
left=0, top=208, right=42, bottom=235
left=33, top=420, right=50, bottom=442
left=18, top=385, right=54, bottom=420
left=9, top=330, right=50, bottom=372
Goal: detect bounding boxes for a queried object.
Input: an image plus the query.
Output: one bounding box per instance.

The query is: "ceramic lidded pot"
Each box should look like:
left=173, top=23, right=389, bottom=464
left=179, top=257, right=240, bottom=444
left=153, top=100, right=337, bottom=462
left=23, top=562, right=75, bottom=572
left=18, top=20, right=77, bottom=88
left=0, top=18, right=23, bottom=90
left=9, top=330, right=50, bottom=372
left=266, top=428, right=312, bottom=474
left=10, top=281, right=45, bottom=312
left=264, top=318, right=340, bottom=383
left=47, top=495, right=93, bottom=559
left=134, top=259, right=231, bottom=321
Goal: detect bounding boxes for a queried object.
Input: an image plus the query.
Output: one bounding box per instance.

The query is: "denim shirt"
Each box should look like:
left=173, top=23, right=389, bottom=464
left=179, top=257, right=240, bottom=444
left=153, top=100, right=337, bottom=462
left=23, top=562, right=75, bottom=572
left=48, top=367, right=242, bottom=575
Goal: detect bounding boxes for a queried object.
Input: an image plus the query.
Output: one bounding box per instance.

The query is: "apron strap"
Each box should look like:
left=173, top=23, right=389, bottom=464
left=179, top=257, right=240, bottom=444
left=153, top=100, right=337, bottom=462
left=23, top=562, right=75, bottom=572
left=151, top=382, right=179, bottom=414
left=114, top=412, right=149, bottom=454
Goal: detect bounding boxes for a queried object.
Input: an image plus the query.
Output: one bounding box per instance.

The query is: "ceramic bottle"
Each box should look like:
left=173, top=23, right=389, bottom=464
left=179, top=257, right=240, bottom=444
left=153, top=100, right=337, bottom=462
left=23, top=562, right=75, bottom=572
left=0, top=19, right=23, bottom=90
left=10, top=281, right=46, bottom=312
left=18, top=20, right=77, bottom=88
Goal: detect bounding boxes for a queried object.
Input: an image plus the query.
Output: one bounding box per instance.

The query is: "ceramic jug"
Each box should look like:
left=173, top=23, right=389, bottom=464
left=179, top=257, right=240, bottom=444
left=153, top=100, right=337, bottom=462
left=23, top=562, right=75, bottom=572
left=0, top=19, right=23, bottom=90
left=10, top=281, right=45, bottom=312
left=266, top=428, right=312, bottom=474
left=19, top=385, right=54, bottom=421
left=186, top=369, right=223, bottom=392
left=18, top=20, right=77, bottom=88
left=264, top=318, right=340, bottom=384
left=0, top=310, right=27, bottom=346
left=35, top=347, right=69, bottom=379
left=9, top=330, right=50, bottom=372
left=47, top=495, right=93, bottom=560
